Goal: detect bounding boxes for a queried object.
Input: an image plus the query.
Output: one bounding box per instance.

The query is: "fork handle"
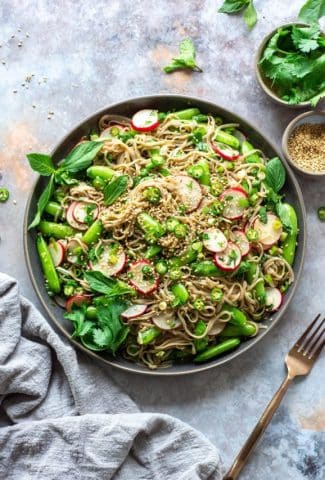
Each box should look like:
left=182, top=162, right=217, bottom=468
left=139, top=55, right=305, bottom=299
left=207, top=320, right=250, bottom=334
left=224, top=375, right=293, bottom=480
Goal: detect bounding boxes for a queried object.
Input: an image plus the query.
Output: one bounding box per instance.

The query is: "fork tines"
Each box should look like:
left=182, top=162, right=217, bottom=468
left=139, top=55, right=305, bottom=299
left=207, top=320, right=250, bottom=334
left=296, top=314, right=325, bottom=359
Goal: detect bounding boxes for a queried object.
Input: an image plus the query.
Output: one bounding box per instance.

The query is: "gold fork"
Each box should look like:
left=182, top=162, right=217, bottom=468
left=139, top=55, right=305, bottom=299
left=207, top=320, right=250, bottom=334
left=224, top=314, right=325, bottom=480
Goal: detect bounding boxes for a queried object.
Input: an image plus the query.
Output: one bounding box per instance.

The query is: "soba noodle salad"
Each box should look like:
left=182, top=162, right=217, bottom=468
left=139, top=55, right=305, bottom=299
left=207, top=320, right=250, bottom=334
left=27, top=107, right=298, bottom=369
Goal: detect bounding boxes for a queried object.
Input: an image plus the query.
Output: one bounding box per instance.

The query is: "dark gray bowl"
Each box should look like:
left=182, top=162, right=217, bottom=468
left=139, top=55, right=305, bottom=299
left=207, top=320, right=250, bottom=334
left=24, top=94, right=307, bottom=376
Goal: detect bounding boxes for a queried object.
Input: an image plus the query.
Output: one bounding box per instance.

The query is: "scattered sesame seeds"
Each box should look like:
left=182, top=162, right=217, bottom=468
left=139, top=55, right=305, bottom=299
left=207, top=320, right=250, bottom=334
left=18, top=42, right=23, bottom=47
left=287, top=123, right=325, bottom=173
left=13, top=89, right=17, bottom=93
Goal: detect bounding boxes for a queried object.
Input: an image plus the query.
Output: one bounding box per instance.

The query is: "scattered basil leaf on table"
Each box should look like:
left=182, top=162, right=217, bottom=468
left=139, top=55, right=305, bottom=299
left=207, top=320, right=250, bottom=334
left=27, top=153, right=56, bottom=176
left=84, top=270, right=133, bottom=297
left=103, top=175, right=128, bottom=206
left=28, top=174, right=54, bottom=229
left=163, top=38, right=202, bottom=73
left=265, top=158, right=286, bottom=193
left=59, top=141, right=104, bottom=173
left=218, top=0, right=257, bottom=29
left=298, top=0, right=325, bottom=24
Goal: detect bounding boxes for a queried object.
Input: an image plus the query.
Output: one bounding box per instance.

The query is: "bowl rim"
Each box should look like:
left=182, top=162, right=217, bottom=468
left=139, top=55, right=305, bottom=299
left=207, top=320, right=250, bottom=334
left=23, top=94, right=307, bottom=376
left=255, top=22, right=312, bottom=108
left=282, top=110, right=325, bottom=177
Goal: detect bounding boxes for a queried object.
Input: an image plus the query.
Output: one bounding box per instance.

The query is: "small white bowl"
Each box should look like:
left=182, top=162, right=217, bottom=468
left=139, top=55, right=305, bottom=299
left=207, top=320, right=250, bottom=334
left=282, top=111, right=325, bottom=178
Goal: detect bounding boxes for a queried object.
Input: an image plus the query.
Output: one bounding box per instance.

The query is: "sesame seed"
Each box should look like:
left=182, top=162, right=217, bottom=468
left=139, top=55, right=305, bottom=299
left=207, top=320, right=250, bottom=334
left=287, top=123, right=325, bottom=173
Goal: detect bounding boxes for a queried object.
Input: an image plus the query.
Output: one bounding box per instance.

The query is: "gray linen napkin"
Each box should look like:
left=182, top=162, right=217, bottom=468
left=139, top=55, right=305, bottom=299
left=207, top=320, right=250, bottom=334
left=0, top=273, right=223, bottom=479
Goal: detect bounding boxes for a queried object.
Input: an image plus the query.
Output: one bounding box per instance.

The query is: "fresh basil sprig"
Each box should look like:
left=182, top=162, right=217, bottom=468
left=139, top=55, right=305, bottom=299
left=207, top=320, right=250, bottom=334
left=218, top=0, right=257, bottom=30
left=26, top=153, right=56, bottom=176
left=265, top=157, right=286, bottom=193
left=103, top=175, right=129, bottom=206
left=59, top=141, right=104, bottom=174
left=28, top=174, right=54, bottom=229
left=164, top=38, right=202, bottom=73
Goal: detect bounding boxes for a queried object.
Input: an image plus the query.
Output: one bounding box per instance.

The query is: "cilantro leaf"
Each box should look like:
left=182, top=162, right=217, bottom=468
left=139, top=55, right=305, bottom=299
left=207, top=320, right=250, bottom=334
left=291, top=24, right=321, bottom=53
left=163, top=38, right=202, bottom=73
left=298, top=0, right=325, bottom=24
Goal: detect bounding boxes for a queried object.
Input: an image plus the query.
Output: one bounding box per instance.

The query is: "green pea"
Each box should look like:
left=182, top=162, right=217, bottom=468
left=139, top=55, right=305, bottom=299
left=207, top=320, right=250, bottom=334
left=86, top=306, right=98, bottom=320
left=194, top=338, right=241, bottom=362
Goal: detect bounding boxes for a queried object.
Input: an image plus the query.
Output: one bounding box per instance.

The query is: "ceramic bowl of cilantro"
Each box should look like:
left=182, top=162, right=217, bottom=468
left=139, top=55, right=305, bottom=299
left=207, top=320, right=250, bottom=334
left=255, top=22, right=325, bottom=107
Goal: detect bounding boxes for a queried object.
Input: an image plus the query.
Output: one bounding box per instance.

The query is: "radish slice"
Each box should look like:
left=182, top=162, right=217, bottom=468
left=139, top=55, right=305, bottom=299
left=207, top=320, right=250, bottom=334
left=57, top=239, right=68, bottom=250
left=131, top=109, right=159, bottom=132
left=232, top=230, right=250, bottom=256
left=128, top=260, right=159, bottom=295
left=219, top=187, right=249, bottom=220
left=90, top=243, right=126, bottom=277
left=214, top=242, right=242, bottom=271
left=66, top=239, right=86, bottom=264
left=265, top=287, right=282, bottom=311
left=203, top=228, right=228, bottom=253
left=253, top=213, right=282, bottom=249
left=212, top=142, right=240, bottom=160
left=153, top=312, right=181, bottom=330
left=66, top=202, right=88, bottom=230
left=121, top=304, right=148, bottom=319
left=66, top=294, right=91, bottom=312
left=48, top=240, right=65, bottom=267
left=173, top=175, right=202, bottom=213
left=73, top=201, right=98, bottom=224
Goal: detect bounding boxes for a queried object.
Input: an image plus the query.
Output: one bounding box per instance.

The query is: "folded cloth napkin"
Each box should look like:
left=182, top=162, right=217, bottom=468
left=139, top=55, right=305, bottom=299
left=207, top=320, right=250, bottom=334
left=0, top=273, right=223, bottom=479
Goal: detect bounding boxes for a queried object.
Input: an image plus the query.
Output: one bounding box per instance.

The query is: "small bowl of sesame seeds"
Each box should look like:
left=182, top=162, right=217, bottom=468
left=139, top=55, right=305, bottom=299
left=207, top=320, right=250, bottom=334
left=282, top=111, right=325, bottom=178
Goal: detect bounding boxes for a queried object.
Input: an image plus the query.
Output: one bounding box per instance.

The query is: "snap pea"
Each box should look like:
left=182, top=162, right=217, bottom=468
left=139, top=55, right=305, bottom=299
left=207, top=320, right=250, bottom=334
left=82, top=219, right=103, bottom=245
left=171, top=283, right=189, bottom=306
left=221, top=305, right=247, bottom=326
left=194, top=319, right=208, bottom=352
left=193, top=114, right=208, bottom=123
left=155, top=259, right=168, bottom=275
left=92, top=176, right=106, bottom=190
left=137, top=213, right=165, bottom=240
left=280, top=203, right=298, bottom=266
left=86, top=165, right=115, bottom=181
left=196, top=159, right=210, bottom=186
left=241, top=140, right=262, bottom=164
left=215, top=130, right=240, bottom=149
left=169, top=241, right=202, bottom=268
left=192, top=260, right=225, bottom=277
left=137, top=326, right=161, bottom=345
left=175, top=108, right=201, bottom=120
left=44, top=201, right=63, bottom=219
left=194, top=338, right=241, bottom=362
left=145, top=245, right=162, bottom=259
left=221, top=322, right=257, bottom=337
left=39, top=220, right=74, bottom=239
left=246, top=262, right=266, bottom=305
left=36, top=234, right=61, bottom=294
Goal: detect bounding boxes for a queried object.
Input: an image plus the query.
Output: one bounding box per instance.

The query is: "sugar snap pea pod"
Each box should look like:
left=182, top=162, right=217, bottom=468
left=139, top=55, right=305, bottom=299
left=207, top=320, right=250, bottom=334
left=145, top=245, right=162, bottom=259
left=175, top=108, right=201, bottom=120
left=215, top=130, right=240, bottom=149
left=241, top=140, right=262, bottom=164
left=246, top=262, right=266, bottom=305
left=169, top=242, right=202, bottom=268
left=44, top=201, right=63, bottom=219
left=192, top=260, right=225, bottom=277
left=171, top=283, right=189, bottom=306
left=39, top=220, right=74, bottom=239
left=194, top=338, right=241, bottom=362
left=221, top=305, right=247, bottom=326
left=82, top=219, right=103, bottom=245
left=137, top=326, right=161, bottom=345
left=280, top=203, right=298, bottom=265
left=194, top=319, right=208, bottom=352
left=36, top=234, right=61, bottom=293
left=137, top=213, right=165, bottom=240
left=86, top=165, right=115, bottom=181
left=221, top=322, right=257, bottom=337
left=193, top=114, right=208, bottom=123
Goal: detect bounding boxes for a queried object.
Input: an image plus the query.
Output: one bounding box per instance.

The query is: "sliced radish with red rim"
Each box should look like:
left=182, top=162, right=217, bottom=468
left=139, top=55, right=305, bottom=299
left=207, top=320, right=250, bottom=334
left=66, top=239, right=87, bottom=264
left=48, top=240, right=65, bottom=267
left=265, top=287, right=282, bottom=311
left=66, top=202, right=88, bottom=230
left=131, top=109, right=159, bottom=132
left=253, top=213, right=282, bottom=249
left=232, top=230, right=250, bottom=256
left=66, top=294, right=92, bottom=312
left=212, top=142, right=240, bottom=160
left=214, top=242, right=242, bottom=271
left=219, top=187, right=249, bottom=220
left=153, top=312, right=181, bottom=330
left=121, top=304, right=148, bottom=319
left=89, top=243, right=126, bottom=277
left=128, top=259, right=159, bottom=295
left=203, top=228, right=228, bottom=253
left=173, top=175, right=202, bottom=213
left=73, top=202, right=98, bottom=224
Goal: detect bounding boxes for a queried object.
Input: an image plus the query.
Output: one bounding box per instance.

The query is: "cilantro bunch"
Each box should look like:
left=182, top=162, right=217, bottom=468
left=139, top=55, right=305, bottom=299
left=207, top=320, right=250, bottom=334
left=259, top=23, right=325, bottom=106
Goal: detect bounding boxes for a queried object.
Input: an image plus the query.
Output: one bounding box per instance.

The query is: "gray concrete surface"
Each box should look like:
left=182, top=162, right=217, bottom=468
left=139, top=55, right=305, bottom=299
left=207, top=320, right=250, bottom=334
left=0, top=1, right=324, bottom=478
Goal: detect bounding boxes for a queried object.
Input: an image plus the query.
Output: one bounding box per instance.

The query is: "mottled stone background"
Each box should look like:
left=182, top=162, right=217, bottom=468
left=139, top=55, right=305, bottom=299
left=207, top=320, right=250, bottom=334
left=0, top=1, right=324, bottom=478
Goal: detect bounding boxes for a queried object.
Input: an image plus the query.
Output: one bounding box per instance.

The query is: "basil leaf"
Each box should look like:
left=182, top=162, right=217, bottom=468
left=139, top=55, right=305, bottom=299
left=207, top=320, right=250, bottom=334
left=97, top=302, right=129, bottom=353
left=27, top=153, right=55, bottom=176
left=28, top=174, right=54, bottom=229
left=103, top=175, right=128, bottom=206
left=218, top=0, right=248, bottom=13
left=163, top=38, right=202, bottom=73
left=84, top=270, right=132, bottom=297
left=298, top=0, right=325, bottom=24
left=60, top=141, right=104, bottom=173
left=265, top=157, right=286, bottom=193
left=276, top=202, right=293, bottom=233
left=243, top=0, right=257, bottom=29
